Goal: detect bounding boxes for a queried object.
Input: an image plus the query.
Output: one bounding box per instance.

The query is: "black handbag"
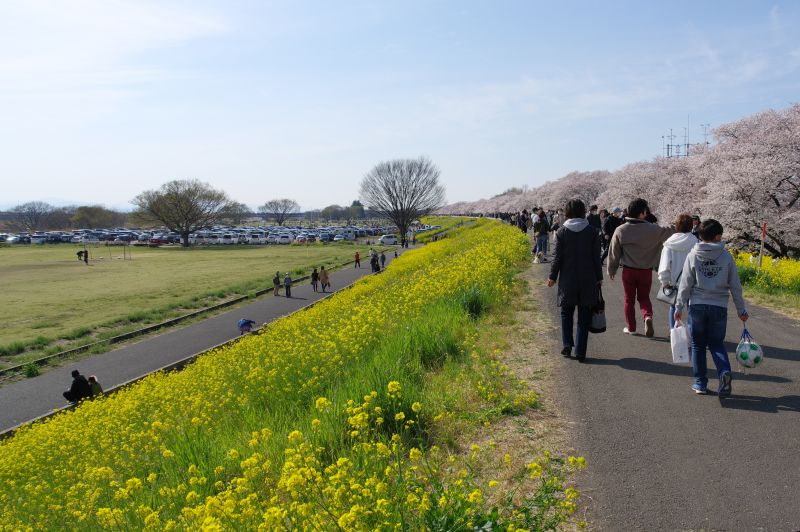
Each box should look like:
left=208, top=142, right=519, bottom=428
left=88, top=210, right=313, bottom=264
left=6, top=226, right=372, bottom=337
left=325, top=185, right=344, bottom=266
left=589, top=287, right=606, bottom=334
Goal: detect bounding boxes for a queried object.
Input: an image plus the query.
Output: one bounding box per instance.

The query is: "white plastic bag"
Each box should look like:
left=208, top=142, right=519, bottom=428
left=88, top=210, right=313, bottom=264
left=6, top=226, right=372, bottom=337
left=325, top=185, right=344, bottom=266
left=735, top=327, right=764, bottom=368
left=670, top=320, right=691, bottom=364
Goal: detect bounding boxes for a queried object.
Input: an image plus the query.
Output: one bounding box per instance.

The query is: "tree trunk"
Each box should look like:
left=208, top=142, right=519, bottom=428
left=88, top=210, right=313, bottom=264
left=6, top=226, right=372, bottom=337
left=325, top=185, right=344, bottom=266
left=181, top=232, right=190, bottom=247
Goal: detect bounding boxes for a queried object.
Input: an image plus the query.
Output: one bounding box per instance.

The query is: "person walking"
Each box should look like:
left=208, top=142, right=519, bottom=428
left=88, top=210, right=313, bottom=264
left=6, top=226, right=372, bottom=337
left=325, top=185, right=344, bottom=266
left=273, top=271, right=281, bottom=296
left=601, top=208, right=623, bottom=263
left=311, top=267, right=319, bottom=292
left=380, top=251, right=386, bottom=269
left=658, top=214, right=698, bottom=329
left=354, top=251, right=361, bottom=268
left=587, top=205, right=601, bottom=233
left=534, top=209, right=551, bottom=257
left=607, top=198, right=674, bottom=337
left=63, top=369, right=92, bottom=403
left=690, top=215, right=701, bottom=238
left=283, top=272, right=292, bottom=298
left=547, top=199, right=603, bottom=362
left=674, top=219, right=748, bottom=396
left=319, top=265, right=330, bottom=293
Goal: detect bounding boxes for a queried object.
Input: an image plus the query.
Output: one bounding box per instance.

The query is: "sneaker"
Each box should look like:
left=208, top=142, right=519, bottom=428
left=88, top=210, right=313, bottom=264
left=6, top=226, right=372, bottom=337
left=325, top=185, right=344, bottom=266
left=644, top=318, right=654, bottom=338
left=561, top=346, right=572, bottom=358
left=576, top=354, right=586, bottom=363
left=691, top=384, right=708, bottom=395
left=718, top=371, right=732, bottom=396
left=623, top=327, right=634, bottom=335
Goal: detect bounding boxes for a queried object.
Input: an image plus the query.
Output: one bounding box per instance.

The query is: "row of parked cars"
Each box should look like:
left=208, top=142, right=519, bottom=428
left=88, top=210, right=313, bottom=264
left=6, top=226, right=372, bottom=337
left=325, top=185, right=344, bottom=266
left=0, top=229, right=153, bottom=245
left=0, top=225, right=401, bottom=246
left=187, top=225, right=399, bottom=245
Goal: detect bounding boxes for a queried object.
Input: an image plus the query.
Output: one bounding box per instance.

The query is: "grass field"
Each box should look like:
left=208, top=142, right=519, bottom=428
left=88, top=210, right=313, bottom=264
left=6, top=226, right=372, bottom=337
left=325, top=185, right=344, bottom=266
left=0, top=242, right=388, bottom=366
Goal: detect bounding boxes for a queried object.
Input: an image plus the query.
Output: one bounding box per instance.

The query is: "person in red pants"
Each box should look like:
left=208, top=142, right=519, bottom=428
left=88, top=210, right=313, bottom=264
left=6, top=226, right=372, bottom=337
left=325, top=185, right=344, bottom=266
left=607, top=198, right=674, bottom=337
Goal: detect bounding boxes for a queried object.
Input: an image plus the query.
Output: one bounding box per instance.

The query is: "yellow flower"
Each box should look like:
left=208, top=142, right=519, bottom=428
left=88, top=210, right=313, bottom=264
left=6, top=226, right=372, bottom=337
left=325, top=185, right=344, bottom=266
left=467, top=489, right=482, bottom=503
left=411, top=402, right=422, bottom=413
left=394, top=412, right=405, bottom=421
left=162, top=449, right=175, bottom=459
left=409, top=448, right=423, bottom=461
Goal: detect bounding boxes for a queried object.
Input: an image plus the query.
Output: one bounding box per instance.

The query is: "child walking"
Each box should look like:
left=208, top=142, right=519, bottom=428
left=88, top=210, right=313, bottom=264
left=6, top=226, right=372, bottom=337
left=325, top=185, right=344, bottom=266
left=674, top=219, right=748, bottom=396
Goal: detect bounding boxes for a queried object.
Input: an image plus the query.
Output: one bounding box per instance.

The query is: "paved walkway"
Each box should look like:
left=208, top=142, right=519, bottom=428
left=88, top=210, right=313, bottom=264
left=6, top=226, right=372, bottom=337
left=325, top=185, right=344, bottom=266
left=533, top=260, right=800, bottom=530
left=0, top=250, right=406, bottom=433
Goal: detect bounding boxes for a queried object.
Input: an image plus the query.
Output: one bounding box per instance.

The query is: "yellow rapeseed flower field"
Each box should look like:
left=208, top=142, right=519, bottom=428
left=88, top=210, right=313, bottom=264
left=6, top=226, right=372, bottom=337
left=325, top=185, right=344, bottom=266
left=0, top=219, right=584, bottom=530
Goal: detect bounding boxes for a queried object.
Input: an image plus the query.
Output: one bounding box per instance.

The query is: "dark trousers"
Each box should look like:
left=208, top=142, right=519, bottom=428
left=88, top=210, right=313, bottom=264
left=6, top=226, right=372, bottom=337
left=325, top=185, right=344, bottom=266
left=285, top=284, right=291, bottom=297
left=560, top=304, right=592, bottom=357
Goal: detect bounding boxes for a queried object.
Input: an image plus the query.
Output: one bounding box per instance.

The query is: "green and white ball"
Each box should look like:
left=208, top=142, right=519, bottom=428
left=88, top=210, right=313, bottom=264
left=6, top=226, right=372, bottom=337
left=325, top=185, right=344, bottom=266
left=736, top=341, right=763, bottom=368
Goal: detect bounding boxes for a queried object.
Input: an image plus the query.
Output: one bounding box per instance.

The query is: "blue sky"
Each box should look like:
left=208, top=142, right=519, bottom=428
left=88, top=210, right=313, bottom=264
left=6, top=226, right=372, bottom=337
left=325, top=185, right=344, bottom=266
left=1, top=1, right=799, bottom=211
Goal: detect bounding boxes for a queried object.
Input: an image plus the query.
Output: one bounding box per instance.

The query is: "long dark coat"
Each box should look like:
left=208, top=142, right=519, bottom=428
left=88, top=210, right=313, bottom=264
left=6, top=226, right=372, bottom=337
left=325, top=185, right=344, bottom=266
left=549, top=225, right=603, bottom=307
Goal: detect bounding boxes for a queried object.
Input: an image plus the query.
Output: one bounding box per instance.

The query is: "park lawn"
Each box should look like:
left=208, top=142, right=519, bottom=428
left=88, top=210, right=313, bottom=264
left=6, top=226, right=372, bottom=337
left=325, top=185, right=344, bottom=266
left=0, top=242, right=384, bottom=362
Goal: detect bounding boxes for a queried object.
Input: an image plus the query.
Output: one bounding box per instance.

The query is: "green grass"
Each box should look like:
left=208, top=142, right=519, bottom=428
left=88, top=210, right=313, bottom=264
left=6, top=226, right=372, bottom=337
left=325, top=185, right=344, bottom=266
left=416, top=216, right=476, bottom=243
left=0, top=242, right=390, bottom=364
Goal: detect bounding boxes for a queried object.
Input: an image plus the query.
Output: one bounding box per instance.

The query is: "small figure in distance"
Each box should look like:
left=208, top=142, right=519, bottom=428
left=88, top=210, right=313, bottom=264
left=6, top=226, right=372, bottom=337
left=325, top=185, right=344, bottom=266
left=63, top=369, right=92, bottom=403
left=380, top=251, right=386, bottom=270
left=311, top=267, right=319, bottom=292
left=76, top=250, right=84, bottom=261
left=319, top=265, right=330, bottom=292
left=83, top=249, right=89, bottom=265
left=354, top=251, right=361, bottom=268
left=284, top=272, right=292, bottom=298
left=273, top=271, right=281, bottom=296
left=237, top=318, right=257, bottom=335
left=88, top=375, right=103, bottom=397
left=394, top=250, right=398, bottom=259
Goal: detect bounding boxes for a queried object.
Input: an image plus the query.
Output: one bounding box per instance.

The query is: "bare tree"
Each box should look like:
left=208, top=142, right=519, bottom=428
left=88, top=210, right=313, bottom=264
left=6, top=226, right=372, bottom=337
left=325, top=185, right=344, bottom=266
left=132, top=179, right=231, bottom=246
left=11, top=201, right=54, bottom=231
left=360, top=156, right=445, bottom=245
left=259, top=198, right=300, bottom=226
left=222, top=201, right=251, bottom=225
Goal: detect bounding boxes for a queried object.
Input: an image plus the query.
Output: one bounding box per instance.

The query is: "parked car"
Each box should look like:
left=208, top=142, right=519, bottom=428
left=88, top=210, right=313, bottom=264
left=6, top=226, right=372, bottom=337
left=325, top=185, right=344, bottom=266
left=378, top=234, right=398, bottom=245
left=276, top=234, right=292, bottom=245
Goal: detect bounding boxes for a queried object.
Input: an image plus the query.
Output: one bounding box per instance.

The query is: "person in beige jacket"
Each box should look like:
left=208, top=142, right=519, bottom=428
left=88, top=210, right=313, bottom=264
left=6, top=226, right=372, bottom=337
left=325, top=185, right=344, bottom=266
left=607, top=198, right=674, bottom=337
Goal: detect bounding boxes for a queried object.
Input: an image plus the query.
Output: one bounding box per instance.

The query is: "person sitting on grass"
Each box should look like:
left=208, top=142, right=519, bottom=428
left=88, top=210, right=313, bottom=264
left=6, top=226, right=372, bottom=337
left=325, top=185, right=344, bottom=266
left=237, top=318, right=257, bottom=335
left=674, top=219, right=748, bottom=396
left=88, top=375, right=103, bottom=397
left=63, top=369, right=92, bottom=403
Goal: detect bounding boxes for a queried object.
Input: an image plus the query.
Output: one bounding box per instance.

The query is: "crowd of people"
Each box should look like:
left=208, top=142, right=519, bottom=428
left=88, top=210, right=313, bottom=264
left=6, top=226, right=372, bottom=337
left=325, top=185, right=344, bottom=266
left=509, top=197, right=748, bottom=397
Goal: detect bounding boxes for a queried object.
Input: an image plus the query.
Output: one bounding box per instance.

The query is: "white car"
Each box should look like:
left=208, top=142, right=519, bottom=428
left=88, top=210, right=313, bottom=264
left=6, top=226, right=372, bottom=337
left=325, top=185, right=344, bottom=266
left=247, top=232, right=266, bottom=244
left=378, top=234, right=398, bottom=245
left=277, top=234, right=293, bottom=244
left=333, top=234, right=346, bottom=242
left=221, top=233, right=236, bottom=245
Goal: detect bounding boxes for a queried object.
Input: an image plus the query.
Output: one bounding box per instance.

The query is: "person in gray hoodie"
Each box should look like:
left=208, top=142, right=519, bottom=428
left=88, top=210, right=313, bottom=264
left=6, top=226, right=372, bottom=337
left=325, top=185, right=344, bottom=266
left=658, top=214, right=698, bottom=329
left=674, top=219, right=748, bottom=396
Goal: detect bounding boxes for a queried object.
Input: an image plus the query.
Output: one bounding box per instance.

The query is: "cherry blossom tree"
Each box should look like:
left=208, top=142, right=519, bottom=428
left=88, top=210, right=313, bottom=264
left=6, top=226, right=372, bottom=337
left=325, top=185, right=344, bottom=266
left=697, top=104, right=800, bottom=256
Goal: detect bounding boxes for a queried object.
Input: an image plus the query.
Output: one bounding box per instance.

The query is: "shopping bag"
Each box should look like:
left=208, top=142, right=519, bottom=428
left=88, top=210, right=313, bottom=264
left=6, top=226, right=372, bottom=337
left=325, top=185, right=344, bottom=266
left=735, top=327, right=764, bottom=368
left=669, top=320, right=691, bottom=364
left=589, top=287, right=606, bottom=334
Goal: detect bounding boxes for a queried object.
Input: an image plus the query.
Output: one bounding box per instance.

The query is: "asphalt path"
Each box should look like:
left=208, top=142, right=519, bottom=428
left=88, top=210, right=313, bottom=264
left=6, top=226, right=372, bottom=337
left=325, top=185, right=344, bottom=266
left=0, top=250, right=405, bottom=433
left=533, top=260, right=800, bottom=531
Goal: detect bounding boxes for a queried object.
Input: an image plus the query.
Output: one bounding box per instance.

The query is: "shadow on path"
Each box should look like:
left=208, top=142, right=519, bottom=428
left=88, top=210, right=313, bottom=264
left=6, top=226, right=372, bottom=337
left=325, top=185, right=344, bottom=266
left=583, top=356, right=791, bottom=383
left=718, top=394, right=800, bottom=413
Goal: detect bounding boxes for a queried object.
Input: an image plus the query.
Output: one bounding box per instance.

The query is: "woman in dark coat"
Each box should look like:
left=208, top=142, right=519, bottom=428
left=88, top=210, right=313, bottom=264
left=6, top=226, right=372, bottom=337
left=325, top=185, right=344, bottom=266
left=547, top=199, right=603, bottom=361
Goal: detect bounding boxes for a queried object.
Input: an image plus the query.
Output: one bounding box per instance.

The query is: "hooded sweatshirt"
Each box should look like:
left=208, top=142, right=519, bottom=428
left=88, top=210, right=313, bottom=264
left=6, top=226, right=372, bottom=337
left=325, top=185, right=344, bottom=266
left=675, top=241, right=747, bottom=315
left=563, top=218, right=589, bottom=233
left=657, top=232, right=698, bottom=286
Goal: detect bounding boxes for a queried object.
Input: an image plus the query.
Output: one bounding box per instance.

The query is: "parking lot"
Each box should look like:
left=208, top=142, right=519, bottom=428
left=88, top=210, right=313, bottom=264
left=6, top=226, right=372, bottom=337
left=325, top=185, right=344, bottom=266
left=0, top=222, right=420, bottom=247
